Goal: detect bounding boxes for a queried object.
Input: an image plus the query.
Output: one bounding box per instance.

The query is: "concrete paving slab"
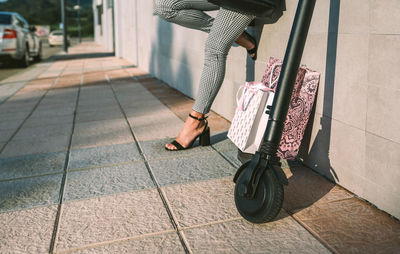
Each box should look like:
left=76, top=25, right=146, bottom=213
left=210, top=135, right=236, bottom=151
left=0, top=152, right=66, bottom=180
left=30, top=107, right=76, bottom=118
left=77, top=103, right=121, bottom=113
left=0, top=205, right=58, bottom=254
left=163, top=177, right=239, bottom=228
left=0, top=111, right=30, bottom=122
left=79, top=89, right=114, bottom=100
left=123, top=101, right=172, bottom=118
left=23, top=115, right=74, bottom=128
left=55, top=189, right=173, bottom=251
left=75, top=108, right=124, bottom=123
left=0, top=129, right=15, bottom=142
left=12, top=124, right=72, bottom=141
left=68, top=142, right=142, bottom=170
left=0, top=174, right=62, bottom=213
left=0, top=119, right=24, bottom=131
left=71, top=119, right=134, bottom=149
left=210, top=136, right=242, bottom=167
left=293, top=197, right=400, bottom=254
left=69, top=232, right=185, bottom=254
left=140, top=138, right=213, bottom=161
left=149, top=152, right=236, bottom=186
left=217, top=149, right=242, bottom=168
left=46, top=87, right=79, bottom=98
left=0, top=101, right=38, bottom=112
left=127, top=113, right=183, bottom=142
left=64, top=163, right=154, bottom=201
left=283, top=166, right=352, bottom=214
left=183, top=217, right=330, bottom=253
left=0, top=134, right=70, bottom=158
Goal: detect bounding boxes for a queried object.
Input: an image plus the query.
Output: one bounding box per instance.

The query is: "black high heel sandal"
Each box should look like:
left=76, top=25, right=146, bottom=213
left=165, top=113, right=210, bottom=151
left=243, top=31, right=258, bottom=61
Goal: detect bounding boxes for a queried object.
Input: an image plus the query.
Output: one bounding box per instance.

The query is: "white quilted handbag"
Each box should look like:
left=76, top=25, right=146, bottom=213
left=228, top=81, right=275, bottom=154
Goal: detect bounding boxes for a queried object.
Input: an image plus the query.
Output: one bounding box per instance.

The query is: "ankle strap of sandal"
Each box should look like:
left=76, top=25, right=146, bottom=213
left=189, top=113, right=208, bottom=121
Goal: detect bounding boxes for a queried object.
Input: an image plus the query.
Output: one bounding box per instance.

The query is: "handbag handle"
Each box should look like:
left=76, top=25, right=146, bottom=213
left=236, top=81, right=274, bottom=111
left=268, top=62, right=282, bottom=91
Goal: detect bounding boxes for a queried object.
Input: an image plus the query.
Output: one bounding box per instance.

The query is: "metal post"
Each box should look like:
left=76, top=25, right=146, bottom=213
left=261, top=0, right=316, bottom=156
left=61, top=0, right=68, bottom=52
left=78, top=0, right=81, bottom=43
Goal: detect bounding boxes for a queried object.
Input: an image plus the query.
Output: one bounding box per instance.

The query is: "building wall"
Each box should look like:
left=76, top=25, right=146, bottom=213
left=95, top=0, right=400, bottom=219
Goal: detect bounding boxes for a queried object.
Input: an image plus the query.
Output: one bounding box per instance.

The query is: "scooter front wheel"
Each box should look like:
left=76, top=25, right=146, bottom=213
left=234, top=167, right=283, bottom=223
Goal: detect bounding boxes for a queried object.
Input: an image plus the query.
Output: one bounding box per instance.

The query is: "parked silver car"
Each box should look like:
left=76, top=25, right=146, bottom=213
left=0, top=11, right=42, bottom=67
left=48, top=30, right=70, bottom=47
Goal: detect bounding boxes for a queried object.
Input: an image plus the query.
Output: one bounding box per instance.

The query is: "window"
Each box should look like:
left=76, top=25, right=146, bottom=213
left=15, top=15, right=28, bottom=28
left=0, top=14, right=12, bottom=25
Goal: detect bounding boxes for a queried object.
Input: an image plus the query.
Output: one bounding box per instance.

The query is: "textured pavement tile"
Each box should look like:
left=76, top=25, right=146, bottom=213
left=128, top=113, right=183, bottom=141
left=30, top=107, right=75, bottom=118
left=210, top=135, right=242, bottom=167
left=77, top=103, right=121, bottom=113
left=71, top=119, right=134, bottom=149
left=210, top=135, right=236, bottom=151
left=0, top=152, right=66, bottom=180
left=149, top=152, right=236, bottom=186
left=68, top=142, right=142, bottom=170
left=0, top=174, right=62, bottom=212
left=123, top=101, right=171, bottom=119
left=23, top=114, right=74, bottom=128
left=70, top=232, right=185, bottom=254
left=183, top=216, right=330, bottom=254
left=163, top=178, right=239, bottom=228
left=283, top=166, right=352, bottom=213
left=0, top=119, right=23, bottom=131
left=293, top=197, right=400, bottom=254
left=0, top=111, right=30, bottom=122
left=218, top=150, right=242, bottom=168
left=12, top=124, right=72, bottom=141
left=0, top=129, right=15, bottom=142
left=0, top=205, right=58, bottom=254
left=140, top=138, right=213, bottom=161
left=0, top=135, right=70, bottom=158
left=64, top=163, right=154, bottom=201
left=56, top=189, right=173, bottom=251
left=75, top=108, right=124, bottom=123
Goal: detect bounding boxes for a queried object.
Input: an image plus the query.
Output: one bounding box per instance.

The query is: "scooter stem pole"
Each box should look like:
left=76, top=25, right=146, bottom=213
left=261, top=0, right=316, bottom=155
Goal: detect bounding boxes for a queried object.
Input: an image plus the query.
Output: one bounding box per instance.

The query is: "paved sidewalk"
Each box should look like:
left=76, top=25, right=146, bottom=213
left=0, top=42, right=399, bottom=254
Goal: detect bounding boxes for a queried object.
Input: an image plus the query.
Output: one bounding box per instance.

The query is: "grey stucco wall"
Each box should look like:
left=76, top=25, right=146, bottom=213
left=104, top=0, right=400, bottom=218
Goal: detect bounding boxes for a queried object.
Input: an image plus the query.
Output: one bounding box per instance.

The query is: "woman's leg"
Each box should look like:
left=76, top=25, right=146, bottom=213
left=154, top=0, right=219, bottom=32
left=166, top=8, right=255, bottom=150
left=192, top=8, right=255, bottom=113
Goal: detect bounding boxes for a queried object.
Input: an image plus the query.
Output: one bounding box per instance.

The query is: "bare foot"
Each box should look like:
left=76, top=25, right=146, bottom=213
left=235, top=31, right=256, bottom=59
left=165, top=111, right=207, bottom=150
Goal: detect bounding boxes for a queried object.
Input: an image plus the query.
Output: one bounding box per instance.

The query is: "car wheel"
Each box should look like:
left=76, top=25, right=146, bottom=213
left=33, top=44, right=42, bottom=62
left=18, top=46, right=30, bottom=68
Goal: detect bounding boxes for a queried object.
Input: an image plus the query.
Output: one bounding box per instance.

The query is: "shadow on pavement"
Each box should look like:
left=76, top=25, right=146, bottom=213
left=48, top=52, right=115, bottom=62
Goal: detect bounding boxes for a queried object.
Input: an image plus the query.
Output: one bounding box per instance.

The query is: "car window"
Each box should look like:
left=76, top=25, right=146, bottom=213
left=14, top=16, right=24, bottom=28
left=52, top=32, right=63, bottom=36
left=15, top=15, right=28, bottom=28
left=0, top=14, right=12, bottom=25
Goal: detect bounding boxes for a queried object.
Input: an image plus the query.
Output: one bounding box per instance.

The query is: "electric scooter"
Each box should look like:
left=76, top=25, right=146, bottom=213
left=233, top=0, right=317, bottom=223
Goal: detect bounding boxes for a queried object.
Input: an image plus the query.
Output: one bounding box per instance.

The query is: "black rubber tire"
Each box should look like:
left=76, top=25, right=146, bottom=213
left=234, top=167, right=284, bottom=223
left=18, top=46, right=30, bottom=68
left=33, top=44, right=42, bottom=62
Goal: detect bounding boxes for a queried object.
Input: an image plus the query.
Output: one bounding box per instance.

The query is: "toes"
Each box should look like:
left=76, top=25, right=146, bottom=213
left=165, top=143, right=177, bottom=150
